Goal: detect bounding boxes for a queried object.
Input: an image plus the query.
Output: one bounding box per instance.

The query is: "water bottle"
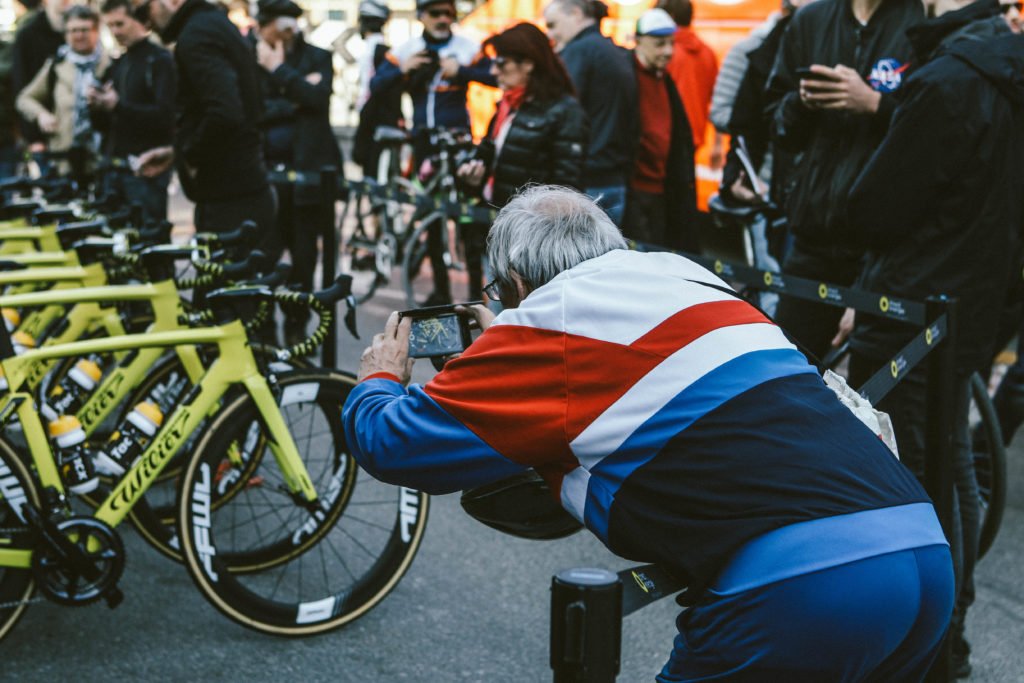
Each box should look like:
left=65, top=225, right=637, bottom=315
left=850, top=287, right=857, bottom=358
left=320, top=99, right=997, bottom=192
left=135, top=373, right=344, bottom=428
left=49, top=415, right=98, bottom=495
left=11, top=331, right=34, bottom=355
left=42, top=356, right=103, bottom=423
left=2, top=308, right=18, bottom=333
left=94, top=400, right=163, bottom=477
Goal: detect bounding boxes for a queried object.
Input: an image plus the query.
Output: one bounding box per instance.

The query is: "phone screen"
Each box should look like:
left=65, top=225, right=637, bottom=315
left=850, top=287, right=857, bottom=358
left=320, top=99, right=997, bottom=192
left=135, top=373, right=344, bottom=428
left=408, top=314, right=468, bottom=358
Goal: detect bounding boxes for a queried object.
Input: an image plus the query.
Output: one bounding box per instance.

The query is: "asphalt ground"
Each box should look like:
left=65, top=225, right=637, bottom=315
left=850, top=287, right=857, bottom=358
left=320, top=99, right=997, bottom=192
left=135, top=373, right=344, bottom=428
left=4, top=185, right=1022, bottom=681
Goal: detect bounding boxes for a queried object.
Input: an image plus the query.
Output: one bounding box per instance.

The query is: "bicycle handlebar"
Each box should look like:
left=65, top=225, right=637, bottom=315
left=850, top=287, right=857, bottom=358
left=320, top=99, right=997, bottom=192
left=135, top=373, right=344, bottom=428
left=193, top=220, right=257, bottom=249
left=32, top=206, right=77, bottom=226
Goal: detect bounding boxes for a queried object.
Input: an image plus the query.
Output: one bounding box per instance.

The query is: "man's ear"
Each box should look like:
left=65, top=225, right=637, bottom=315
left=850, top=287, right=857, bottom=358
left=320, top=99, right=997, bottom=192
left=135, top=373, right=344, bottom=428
left=510, top=269, right=532, bottom=299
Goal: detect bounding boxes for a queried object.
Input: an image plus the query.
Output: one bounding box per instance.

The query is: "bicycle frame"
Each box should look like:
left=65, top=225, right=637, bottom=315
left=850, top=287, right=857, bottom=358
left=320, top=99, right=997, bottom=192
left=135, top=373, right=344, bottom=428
left=0, top=321, right=319, bottom=569
left=0, top=250, right=81, bottom=268
left=0, top=278, right=204, bottom=430
left=0, top=224, right=63, bottom=254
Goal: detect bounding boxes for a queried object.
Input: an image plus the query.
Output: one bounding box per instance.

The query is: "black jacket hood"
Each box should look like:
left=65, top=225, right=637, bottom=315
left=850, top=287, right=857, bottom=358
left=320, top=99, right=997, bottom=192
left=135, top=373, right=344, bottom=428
left=907, top=0, right=1003, bottom=60
left=947, top=33, right=1024, bottom=107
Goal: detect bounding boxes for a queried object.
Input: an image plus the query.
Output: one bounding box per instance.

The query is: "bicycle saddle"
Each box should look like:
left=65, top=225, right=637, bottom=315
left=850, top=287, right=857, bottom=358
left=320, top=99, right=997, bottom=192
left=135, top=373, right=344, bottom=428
left=374, top=126, right=412, bottom=144
left=32, top=206, right=76, bottom=225
left=0, top=198, right=42, bottom=220
left=707, top=194, right=763, bottom=220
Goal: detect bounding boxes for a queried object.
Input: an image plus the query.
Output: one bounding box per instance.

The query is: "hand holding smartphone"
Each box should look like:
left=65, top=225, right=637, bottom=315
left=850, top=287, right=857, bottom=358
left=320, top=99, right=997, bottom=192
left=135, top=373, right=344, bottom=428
left=796, top=65, right=840, bottom=84
left=400, top=302, right=484, bottom=359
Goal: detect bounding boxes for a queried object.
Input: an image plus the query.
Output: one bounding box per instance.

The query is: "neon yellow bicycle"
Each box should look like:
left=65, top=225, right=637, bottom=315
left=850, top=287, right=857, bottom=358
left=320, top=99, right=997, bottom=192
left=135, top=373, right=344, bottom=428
left=0, top=278, right=429, bottom=640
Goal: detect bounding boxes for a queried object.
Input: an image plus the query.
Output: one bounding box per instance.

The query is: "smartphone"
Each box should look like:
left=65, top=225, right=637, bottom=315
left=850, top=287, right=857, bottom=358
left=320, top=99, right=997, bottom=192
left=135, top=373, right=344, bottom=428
left=795, top=67, right=817, bottom=79
left=400, top=302, right=483, bottom=359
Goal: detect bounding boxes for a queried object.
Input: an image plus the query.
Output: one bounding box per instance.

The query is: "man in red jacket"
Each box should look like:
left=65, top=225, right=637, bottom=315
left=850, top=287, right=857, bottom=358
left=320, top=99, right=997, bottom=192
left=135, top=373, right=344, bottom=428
left=624, top=8, right=697, bottom=252
left=656, top=0, right=719, bottom=155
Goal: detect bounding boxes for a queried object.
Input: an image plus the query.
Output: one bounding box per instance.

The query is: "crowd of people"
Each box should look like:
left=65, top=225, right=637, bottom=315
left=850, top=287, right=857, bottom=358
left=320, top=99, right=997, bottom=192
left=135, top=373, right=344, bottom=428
left=0, top=0, right=1023, bottom=678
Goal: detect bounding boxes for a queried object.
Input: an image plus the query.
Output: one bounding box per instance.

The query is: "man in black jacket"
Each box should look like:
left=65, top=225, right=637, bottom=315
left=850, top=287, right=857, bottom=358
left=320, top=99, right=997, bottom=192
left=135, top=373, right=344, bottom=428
left=624, top=8, right=697, bottom=251
left=255, top=0, right=342, bottom=343
left=138, top=0, right=277, bottom=257
left=844, top=3, right=1023, bottom=676
left=764, top=0, right=923, bottom=359
left=544, top=0, right=636, bottom=225
left=91, top=0, right=175, bottom=224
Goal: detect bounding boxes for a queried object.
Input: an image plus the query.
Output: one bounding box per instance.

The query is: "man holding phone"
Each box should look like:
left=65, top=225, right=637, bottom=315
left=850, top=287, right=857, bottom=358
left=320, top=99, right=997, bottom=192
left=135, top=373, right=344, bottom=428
left=344, top=186, right=953, bottom=682
left=369, top=0, right=495, bottom=306
left=764, top=0, right=923, bottom=359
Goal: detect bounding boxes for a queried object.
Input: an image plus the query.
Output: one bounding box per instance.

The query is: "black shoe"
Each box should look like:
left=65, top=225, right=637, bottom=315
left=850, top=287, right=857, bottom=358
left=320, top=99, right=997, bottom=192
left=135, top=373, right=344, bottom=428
left=953, top=652, right=971, bottom=679
left=952, top=634, right=972, bottom=679
left=420, top=292, right=452, bottom=307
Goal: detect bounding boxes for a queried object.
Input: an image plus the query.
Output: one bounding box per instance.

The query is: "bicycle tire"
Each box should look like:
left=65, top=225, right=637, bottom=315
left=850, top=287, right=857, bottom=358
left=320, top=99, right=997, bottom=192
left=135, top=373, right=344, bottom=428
left=119, top=346, right=312, bottom=562
left=176, top=369, right=430, bottom=635
left=0, top=436, right=39, bottom=643
left=401, top=214, right=443, bottom=308
left=970, top=372, right=1007, bottom=559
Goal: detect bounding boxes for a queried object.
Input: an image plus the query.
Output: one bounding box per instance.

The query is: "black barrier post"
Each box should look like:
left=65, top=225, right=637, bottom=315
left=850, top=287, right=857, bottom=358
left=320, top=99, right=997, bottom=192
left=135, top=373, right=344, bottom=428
left=924, top=296, right=957, bottom=683
left=550, top=568, right=622, bottom=683
left=319, top=166, right=338, bottom=368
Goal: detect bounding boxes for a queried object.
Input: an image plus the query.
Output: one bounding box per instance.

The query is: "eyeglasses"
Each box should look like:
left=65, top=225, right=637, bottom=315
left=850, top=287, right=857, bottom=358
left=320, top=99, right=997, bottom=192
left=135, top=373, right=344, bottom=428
left=483, top=279, right=504, bottom=304
left=493, top=56, right=513, bottom=68
left=425, top=7, right=455, bottom=18
left=1001, top=1, right=1023, bottom=12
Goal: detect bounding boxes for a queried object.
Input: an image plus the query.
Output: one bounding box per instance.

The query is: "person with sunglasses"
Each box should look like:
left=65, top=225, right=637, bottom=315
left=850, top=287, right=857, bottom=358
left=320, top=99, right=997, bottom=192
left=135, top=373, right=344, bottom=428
left=454, top=23, right=586, bottom=302
left=344, top=185, right=953, bottom=681
left=1001, top=0, right=1023, bottom=31
left=843, top=0, right=1024, bottom=676
left=370, top=0, right=493, bottom=163
left=369, top=0, right=495, bottom=306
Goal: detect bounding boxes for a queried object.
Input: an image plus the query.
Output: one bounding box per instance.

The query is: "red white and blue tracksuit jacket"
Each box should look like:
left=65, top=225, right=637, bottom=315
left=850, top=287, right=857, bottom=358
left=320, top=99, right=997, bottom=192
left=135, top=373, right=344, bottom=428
left=343, top=249, right=939, bottom=595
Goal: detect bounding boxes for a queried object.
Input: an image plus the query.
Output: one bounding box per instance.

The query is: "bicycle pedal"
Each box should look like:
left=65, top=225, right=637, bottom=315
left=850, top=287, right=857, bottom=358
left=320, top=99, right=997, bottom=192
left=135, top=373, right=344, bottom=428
left=103, top=586, right=124, bottom=609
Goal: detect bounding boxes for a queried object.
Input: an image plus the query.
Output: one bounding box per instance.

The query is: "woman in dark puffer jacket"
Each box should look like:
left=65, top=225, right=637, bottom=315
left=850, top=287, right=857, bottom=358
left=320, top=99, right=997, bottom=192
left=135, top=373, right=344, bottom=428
left=456, top=22, right=588, bottom=300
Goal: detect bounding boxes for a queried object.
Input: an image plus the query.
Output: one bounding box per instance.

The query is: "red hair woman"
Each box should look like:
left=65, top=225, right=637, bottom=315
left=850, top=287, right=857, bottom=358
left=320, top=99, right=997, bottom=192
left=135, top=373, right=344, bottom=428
left=456, top=22, right=588, bottom=300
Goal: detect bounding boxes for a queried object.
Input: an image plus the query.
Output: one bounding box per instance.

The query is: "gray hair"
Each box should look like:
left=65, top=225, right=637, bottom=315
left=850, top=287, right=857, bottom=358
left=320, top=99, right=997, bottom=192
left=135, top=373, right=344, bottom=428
left=486, top=185, right=627, bottom=290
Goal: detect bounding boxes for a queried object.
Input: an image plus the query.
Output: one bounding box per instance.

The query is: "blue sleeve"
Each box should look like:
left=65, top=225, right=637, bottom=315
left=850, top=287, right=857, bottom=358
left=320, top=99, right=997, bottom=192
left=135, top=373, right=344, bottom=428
left=342, top=378, right=527, bottom=494
left=370, top=58, right=404, bottom=96
left=456, top=56, right=497, bottom=88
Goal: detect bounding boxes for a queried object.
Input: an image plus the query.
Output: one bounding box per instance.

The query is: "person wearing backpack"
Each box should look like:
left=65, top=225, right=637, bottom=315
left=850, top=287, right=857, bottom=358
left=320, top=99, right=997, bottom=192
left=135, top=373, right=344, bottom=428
left=10, top=0, right=66, bottom=166
left=16, top=5, right=109, bottom=177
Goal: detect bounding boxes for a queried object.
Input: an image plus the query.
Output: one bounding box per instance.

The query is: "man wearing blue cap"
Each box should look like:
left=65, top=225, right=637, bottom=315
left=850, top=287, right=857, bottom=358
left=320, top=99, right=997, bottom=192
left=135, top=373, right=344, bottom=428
left=625, top=8, right=697, bottom=252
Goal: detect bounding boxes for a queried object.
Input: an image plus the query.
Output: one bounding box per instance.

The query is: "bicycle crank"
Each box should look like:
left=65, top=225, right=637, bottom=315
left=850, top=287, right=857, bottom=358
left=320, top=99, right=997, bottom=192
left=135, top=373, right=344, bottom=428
left=24, top=505, right=125, bottom=608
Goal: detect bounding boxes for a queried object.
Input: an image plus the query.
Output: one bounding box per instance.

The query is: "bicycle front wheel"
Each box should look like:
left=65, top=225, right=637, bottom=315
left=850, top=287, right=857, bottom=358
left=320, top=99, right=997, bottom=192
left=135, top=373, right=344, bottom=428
left=176, top=369, right=429, bottom=636
left=0, top=436, right=39, bottom=642
left=401, top=213, right=446, bottom=308
left=970, top=372, right=1007, bottom=559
